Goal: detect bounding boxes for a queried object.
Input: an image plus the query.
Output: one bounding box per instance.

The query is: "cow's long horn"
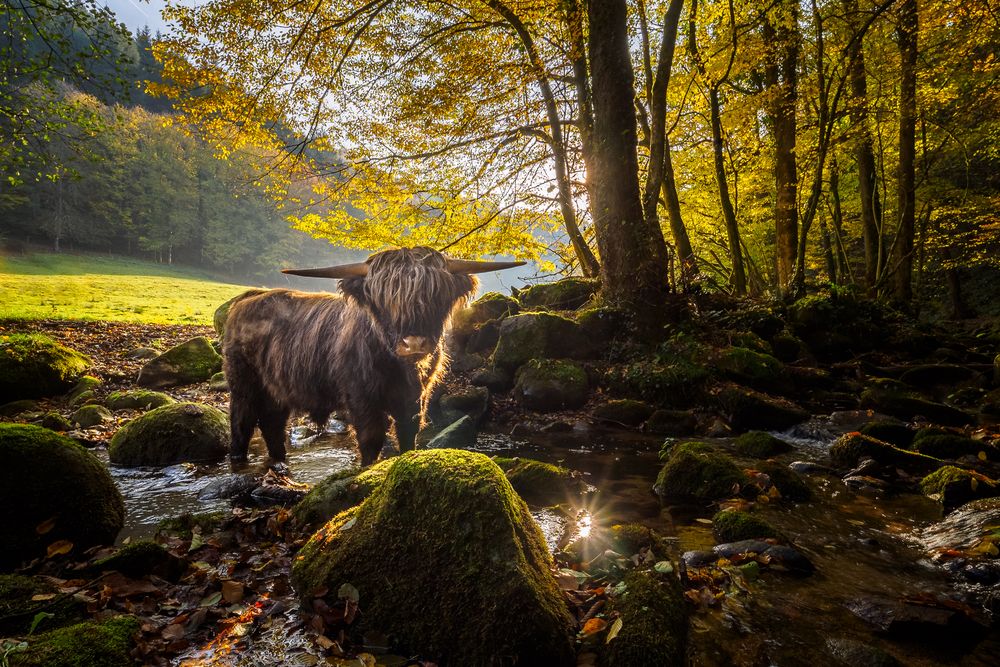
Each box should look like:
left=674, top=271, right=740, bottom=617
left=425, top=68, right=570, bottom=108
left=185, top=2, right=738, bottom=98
left=446, top=259, right=526, bottom=274
left=281, top=262, right=370, bottom=279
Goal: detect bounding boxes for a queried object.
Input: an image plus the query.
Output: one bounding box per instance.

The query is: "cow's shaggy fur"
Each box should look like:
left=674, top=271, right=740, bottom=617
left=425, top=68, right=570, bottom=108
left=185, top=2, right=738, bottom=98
left=223, top=247, right=477, bottom=465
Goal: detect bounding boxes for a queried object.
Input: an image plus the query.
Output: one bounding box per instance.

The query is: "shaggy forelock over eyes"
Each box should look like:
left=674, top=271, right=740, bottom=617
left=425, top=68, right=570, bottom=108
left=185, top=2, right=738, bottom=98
left=350, top=247, right=477, bottom=338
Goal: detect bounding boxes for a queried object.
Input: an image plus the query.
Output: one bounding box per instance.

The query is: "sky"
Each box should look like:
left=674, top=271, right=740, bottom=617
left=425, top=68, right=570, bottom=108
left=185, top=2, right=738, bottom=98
left=103, top=0, right=171, bottom=34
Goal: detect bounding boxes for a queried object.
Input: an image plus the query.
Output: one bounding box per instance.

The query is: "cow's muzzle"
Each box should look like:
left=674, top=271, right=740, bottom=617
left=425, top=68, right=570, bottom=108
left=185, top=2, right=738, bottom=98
left=395, top=336, right=434, bottom=359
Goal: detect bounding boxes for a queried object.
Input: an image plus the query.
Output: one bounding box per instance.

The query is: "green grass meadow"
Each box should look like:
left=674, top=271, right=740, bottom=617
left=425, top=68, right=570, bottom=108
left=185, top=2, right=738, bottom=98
left=0, top=252, right=257, bottom=324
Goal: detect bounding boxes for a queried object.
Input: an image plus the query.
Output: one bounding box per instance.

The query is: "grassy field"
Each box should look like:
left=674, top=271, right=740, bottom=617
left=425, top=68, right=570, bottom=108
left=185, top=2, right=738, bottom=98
left=0, top=252, right=258, bottom=324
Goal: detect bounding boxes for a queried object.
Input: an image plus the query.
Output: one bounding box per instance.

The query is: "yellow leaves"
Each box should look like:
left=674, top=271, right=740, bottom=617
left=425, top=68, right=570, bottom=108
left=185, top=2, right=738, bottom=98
left=46, top=539, right=74, bottom=558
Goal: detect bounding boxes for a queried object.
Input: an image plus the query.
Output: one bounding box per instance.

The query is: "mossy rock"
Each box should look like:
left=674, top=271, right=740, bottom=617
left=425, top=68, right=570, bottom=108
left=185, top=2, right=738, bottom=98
left=469, top=365, right=513, bottom=393
left=829, top=433, right=942, bottom=473
left=654, top=442, right=748, bottom=501
left=0, top=574, right=84, bottom=636
left=860, top=384, right=973, bottom=427
left=0, top=334, right=90, bottom=403
left=514, top=359, right=589, bottom=412
left=734, top=431, right=794, bottom=459
left=493, top=456, right=588, bottom=504
left=291, top=450, right=575, bottom=664
left=600, top=569, right=687, bottom=667
left=70, top=404, right=111, bottom=428
left=438, top=385, right=489, bottom=424
left=518, top=277, right=598, bottom=311
left=608, top=524, right=670, bottom=556
left=604, top=360, right=710, bottom=407
left=109, top=402, right=230, bottom=467
left=712, top=510, right=781, bottom=542
left=208, top=371, right=228, bottom=392
left=492, top=312, right=589, bottom=370
left=10, top=615, right=140, bottom=667
left=757, top=461, right=812, bottom=501
left=66, top=376, right=101, bottom=404
left=859, top=421, right=916, bottom=449
left=88, top=541, right=187, bottom=581
left=787, top=292, right=888, bottom=359
left=715, top=347, right=788, bottom=393
left=451, top=292, right=519, bottom=335
left=769, top=330, right=807, bottom=362
left=714, top=383, right=808, bottom=431
left=39, top=411, right=72, bottom=431
left=920, top=466, right=1000, bottom=508
left=292, top=460, right=396, bottom=529
left=576, top=306, right=627, bottom=346
left=0, top=399, right=39, bottom=418
left=592, top=399, right=655, bottom=426
left=105, top=389, right=175, bottom=411
left=911, top=433, right=991, bottom=460
left=136, top=336, right=223, bottom=389
left=645, top=409, right=698, bottom=436
left=426, top=415, right=478, bottom=449
left=214, top=290, right=266, bottom=338
left=0, top=424, right=124, bottom=570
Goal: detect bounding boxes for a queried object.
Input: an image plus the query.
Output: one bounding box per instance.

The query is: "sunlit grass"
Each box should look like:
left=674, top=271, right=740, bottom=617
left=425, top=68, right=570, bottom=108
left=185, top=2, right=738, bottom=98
left=0, top=252, right=258, bottom=325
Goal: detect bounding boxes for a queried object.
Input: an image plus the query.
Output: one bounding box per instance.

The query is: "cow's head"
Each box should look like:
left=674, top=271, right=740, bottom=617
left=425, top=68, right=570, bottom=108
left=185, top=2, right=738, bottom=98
left=283, top=247, right=523, bottom=360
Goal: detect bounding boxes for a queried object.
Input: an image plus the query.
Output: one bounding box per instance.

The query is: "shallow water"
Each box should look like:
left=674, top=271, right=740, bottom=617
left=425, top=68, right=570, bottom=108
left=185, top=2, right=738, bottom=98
left=99, top=413, right=999, bottom=665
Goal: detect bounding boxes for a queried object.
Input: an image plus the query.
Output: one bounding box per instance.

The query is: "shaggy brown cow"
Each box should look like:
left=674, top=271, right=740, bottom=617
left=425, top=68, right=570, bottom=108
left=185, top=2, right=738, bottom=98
left=223, top=246, right=522, bottom=466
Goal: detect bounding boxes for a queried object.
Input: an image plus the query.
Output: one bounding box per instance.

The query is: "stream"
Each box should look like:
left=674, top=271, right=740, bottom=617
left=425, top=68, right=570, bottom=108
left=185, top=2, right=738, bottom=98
left=100, top=412, right=999, bottom=666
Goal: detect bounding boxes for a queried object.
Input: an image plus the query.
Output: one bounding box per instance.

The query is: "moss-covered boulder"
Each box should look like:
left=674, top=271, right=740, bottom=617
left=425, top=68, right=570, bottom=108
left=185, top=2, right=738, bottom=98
left=734, top=431, right=794, bottom=459
left=39, top=411, right=72, bottom=431
left=714, top=383, right=809, bottom=431
left=136, top=336, right=222, bottom=389
left=757, top=461, right=812, bottom=501
left=645, top=409, right=698, bottom=436
left=438, top=385, right=489, bottom=424
left=208, top=371, right=228, bottom=392
left=494, top=457, right=589, bottom=504
left=0, top=334, right=90, bottom=403
left=88, top=541, right=187, bottom=581
left=291, top=450, right=575, bottom=664
left=920, top=466, right=1000, bottom=508
left=451, top=292, right=519, bottom=336
left=601, top=569, right=687, bottom=667
left=0, top=399, right=39, bottom=418
left=292, top=460, right=396, bottom=529
left=0, top=574, right=85, bottom=636
left=911, top=432, right=991, bottom=460
left=105, top=389, right=175, bottom=411
left=787, top=292, right=888, bottom=359
left=592, top=399, right=655, bottom=426
left=514, top=359, right=589, bottom=412
left=576, top=306, right=626, bottom=346
left=518, top=277, right=598, bottom=311
left=108, top=402, right=229, bottom=467
left=829, top=433, right=942, bottom=473
left=860, top=383, right=973, bottom=426
left=769, top=330, right=808, bottom=362
left=66, top=376, right=101, bottom=404
left=715, top=347, right=788, bottom=393
left=859, top=421, right=916, bottom=448
left=0, top=424, right=124, bottom=570
left=492, top=312, right=589, bottom=370
left=607, top=524, right=670, bottom=556
left=9, top=615, right=140, bottom=667
left=654, top=442, right=748, bottom=501
left=605, top=360, right=711, bottom=407
left=712, top=510, right=781, bottom=542
left=70, top=404, right=111, bottom=428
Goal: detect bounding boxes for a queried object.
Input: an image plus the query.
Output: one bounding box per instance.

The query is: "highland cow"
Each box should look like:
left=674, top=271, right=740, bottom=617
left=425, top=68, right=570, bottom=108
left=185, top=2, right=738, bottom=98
left=223, top=246, right=522, bottom=466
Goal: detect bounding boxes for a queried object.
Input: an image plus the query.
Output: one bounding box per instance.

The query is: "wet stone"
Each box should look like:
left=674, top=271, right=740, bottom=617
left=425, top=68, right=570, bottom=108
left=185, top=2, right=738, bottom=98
left=682, top=550, right=720, bottom=568
left=844, top=596, right=988, bottom=642
left=197, top=473, right=261, bottom=500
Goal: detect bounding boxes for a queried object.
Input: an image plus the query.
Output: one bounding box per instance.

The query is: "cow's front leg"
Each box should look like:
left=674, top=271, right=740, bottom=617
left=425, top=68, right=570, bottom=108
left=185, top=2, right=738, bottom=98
left=353, top=412, right=389, bottom=467
left=392, top=399, right=420, bottom=454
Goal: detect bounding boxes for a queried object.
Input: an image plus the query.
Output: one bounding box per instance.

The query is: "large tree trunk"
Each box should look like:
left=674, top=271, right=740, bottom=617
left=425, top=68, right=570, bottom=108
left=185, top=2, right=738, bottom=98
left=894, top=0, right=918, bottom=303
left=764, top=2, right=799, bottom=296
left=641, top=0, right=686, bottom=278
left=587, top=0, right=670, bottom=313
left=845, top=0, right=883, bottom=294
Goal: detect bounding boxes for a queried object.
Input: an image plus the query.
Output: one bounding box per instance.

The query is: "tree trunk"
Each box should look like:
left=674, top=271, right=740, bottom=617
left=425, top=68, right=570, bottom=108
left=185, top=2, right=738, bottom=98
left=829, top=158, right=850, bottom=281
left=709, top=87, right=746, bottom=296
left=764, top=3, right=799, bottom=296
left=661, top=136, right=695, bottom=283
left=586, top=0, right=670, bottom=313
left=894, top=0, right=918, bottom=303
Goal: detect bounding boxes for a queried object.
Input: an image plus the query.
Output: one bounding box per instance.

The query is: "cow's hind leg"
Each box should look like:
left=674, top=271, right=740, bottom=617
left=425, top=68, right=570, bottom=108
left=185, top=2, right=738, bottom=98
left=391, top=399, right=420, bottom=455
left=228, top=386, right=259, bottom=462
left=354, top=413, right=389, bottom=467
left=258, top=400, right=290, bottom=461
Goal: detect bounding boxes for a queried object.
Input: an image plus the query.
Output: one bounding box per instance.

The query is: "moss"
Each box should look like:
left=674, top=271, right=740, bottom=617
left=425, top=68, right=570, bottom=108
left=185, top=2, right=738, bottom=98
left=608, top=524, right=669, bottom=556
left=105, top=389, right=175, bottom=411
left=136, top=336, right=223, bottom=388
left=604, top=360, right=711, bottom=407
left=492, top=312, right=587, bottom=370
left=66, top=376, right=101, bottom=404
left=734, top=431, right=794, bottom=459
left=920, top=466, right=1000, bottom=507
left=156, top=511, right=227, bottom=538
left=727, top=331, right=773, bottom=355
left=645, top=409, right=698, bottom=436
left=575, top=306, right=626, bottom=345
left=912, top=434, right=989, bottom=460
left=11, top=615, right=140, bottom=667
left=715, top=383, right=809, bottom=431
left=829, top=433, right=942, bottom=472
left=0, top=334, right=91, bottom=403
left=291, top=450, right=575, bottom=664
left=292, top=460, right=395, bottom=529
left=769, top=330, right=806, bottom=362
left=70, top=404, right=111, bottom=428
left=109, top=402, right=229, bottom=466
left=860, top=385, right=973, bottom=426
left=757, top=461, right=812, bottom=502
left=514, top=359, right=589, bottom=411
left=208, top=371, right=228, bottom=392
left=518, top=277, right=598, bottom=311
left=0, top=575, right=84, bottom=636
left=88, top=541, right=187, bottom=581
left=494, top=457, right=586, bottom=504
left=39, top=411, right=72, bottom=431
left=601, top=569, right=687, bottom=667
left=0, top=424, right=124, bottom=569
left=715, top=347, right=787, bottom=392
left=451, top=292, right=519, bottom=333
left=712, top=510, right=780, bottom=542
left=654, top=442, right=748, bottom=500
left=591, top=399, right=655, bottom=426
left=787, top=292, right=889, bottom=359
left=859, top=421, right=916, bottom=448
